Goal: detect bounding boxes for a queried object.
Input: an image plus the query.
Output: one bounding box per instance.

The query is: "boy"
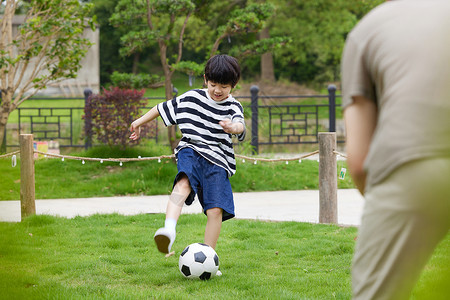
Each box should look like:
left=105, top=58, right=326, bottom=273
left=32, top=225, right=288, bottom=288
left=129, top=55, right=245, bottom=261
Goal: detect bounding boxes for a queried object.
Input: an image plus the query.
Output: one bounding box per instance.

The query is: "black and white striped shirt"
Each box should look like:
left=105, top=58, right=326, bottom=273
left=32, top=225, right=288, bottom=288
left=157, top=89, right=246, bottom=177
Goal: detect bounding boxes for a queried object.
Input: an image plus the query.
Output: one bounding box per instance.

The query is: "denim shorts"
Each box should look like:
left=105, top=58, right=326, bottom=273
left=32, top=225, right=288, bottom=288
left=174, top=147, right=235, bottom=221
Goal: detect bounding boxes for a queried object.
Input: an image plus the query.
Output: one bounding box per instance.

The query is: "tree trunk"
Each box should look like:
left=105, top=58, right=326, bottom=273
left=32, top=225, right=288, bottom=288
left=0, top=119, right=7, bottom=152
left=159, top=41, right=178, bottom=152
left=210, top=32, right=227, bottom=58
left=259, top=27, right=276, bottom=82
left=132, top=52, right=140, bottom=75
left=164, top=76, right=178, bottom=151
left=0, top=92, right=13, bottom=152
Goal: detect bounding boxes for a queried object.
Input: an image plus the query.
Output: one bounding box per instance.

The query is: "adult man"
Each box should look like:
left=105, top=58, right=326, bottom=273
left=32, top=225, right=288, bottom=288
left=341, top=1, right=450, bottom=299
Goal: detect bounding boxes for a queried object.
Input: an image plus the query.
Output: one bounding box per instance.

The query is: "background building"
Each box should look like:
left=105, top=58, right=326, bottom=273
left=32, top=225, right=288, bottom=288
left=11, top=15, right=100, bottom=97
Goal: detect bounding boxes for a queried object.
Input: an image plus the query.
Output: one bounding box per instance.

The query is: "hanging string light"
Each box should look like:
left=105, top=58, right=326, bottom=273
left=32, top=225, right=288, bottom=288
left=12, top=155, right=17, bottom=167
left=2, top=149, right=338, bottom=168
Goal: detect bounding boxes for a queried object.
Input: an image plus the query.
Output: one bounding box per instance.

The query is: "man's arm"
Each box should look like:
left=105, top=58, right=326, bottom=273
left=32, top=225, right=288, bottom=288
left=344, top=96, right=378, bottom=194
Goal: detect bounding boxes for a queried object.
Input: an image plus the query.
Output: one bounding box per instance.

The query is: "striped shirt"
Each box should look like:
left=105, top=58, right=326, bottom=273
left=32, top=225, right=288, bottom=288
left=157, top=89, right=246, bottom=177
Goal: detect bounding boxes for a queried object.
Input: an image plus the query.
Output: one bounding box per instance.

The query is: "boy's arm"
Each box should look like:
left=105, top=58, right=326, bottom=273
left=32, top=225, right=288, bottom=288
left=129, top=106, right=160, bottom=140
left=219, top=119, right=244, bottom=135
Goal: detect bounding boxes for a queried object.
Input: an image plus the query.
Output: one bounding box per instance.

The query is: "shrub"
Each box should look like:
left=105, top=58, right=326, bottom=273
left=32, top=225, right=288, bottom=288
left=84, top=87, right=156, bottom=149
left=110, top=71, right=161, bottom=89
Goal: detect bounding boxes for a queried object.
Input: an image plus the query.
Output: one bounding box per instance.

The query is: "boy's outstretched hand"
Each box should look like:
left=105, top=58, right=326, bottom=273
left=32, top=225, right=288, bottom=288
left=129, top=122, right=141, bottom=141
left=219, top=119, right=244, bottom=135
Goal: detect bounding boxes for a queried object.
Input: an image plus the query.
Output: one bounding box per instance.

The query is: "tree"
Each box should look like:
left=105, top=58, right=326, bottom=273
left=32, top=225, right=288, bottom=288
left=110, top=0, right=197, bottom=150
left=268, top=0, right=383, bottom=83
left=179, top=1, right=288, bottom=83
left=208, top=3, right=274, bottom=57
left=0, top=0, right=94, bottom=151
left=110, top=0, right=279, bottom=150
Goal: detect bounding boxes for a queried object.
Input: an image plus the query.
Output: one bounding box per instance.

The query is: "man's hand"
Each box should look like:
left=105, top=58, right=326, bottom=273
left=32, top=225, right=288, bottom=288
left=219, top=119, right=244, bottom=135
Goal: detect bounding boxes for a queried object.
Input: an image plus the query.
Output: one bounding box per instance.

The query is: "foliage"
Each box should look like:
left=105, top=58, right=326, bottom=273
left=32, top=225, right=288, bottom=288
left=179, top=0, right=383, bottom=83
left=0, top=0, right=94, bottom=94
left=109, top=0, right=281, bottom=87
left=109, top=1, right=283, bottom=150
left=0, top=0, right=94, bottom=151
left=77, top=0, right=384, bottom=89
left=209, top=3, right=276, bottom=56
left=229, top=36, right=290, bottom=61
left=110, top=71, right=162, bottom=89
left=109, top=0, right=195, bottom=58
left=172, top=60, right=204, bottom=77
left=110, top=0, right=198, bottom=150
left=84, top=87, right=154, bottom=149
left=91, top=0, right=383, bottom=90
left=269, top=0, right=384, bottom=83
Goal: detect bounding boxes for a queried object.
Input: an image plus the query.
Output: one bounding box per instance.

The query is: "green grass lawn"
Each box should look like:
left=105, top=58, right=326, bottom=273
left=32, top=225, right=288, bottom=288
left=0, top=214, right=448, bottom=299
left=0, top=145, right=355, bottom=201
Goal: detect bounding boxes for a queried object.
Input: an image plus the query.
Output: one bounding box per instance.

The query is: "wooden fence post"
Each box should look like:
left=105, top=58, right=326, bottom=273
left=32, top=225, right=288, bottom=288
left=20, top=134, right=36, bottom=220
left=327, top=84, right=336, bottom=132
left=84, top=88, right=93, bottom=150
left=250, top=85, right=259, bottom=154
left=319, top=132, right=337, bottom=224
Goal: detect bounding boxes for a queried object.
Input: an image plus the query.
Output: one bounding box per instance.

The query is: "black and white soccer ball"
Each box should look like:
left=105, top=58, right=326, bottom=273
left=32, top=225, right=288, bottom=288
left=179, top=243, right=219, bottom=280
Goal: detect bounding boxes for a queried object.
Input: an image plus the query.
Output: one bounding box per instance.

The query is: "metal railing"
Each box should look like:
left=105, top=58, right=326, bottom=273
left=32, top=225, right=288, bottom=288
left=5, top=86, right=342, bottom=152
left=5, top=90, right=162, bottom=150
left=18, top=104, right=87, bottom=148
left=242, top=84, right=342, bottom=154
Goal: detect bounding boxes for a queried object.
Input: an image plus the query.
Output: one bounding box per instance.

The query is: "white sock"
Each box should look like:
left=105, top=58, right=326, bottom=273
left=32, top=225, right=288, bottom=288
left=165, top=218, right=177, bottom=232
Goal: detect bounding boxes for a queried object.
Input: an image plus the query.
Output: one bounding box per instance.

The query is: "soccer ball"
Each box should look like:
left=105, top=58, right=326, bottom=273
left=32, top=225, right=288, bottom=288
left=179, top=243, right=219, bottom=280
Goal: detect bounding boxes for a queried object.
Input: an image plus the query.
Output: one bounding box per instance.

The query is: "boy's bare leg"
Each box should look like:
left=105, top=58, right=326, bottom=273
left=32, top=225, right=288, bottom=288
left=167, top=175, right=191, bottom=220
left=154, top=174, right=191, bottom=254
left=204, top=207, right=223, bottom=249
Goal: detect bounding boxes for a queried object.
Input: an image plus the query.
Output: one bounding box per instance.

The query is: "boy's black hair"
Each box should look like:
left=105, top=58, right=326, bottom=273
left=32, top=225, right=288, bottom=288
left=204, top=55, right=240, bottom=88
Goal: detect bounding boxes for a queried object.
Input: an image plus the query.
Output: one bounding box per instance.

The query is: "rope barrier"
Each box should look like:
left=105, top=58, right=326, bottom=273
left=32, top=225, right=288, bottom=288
left=1, top=149, right=343, bottom=164
left=235, top=150, right=319, bottom=162
left=33, top=150, right=320, bottom=164
left=0, top=150, right=20, bottom=159
left=33, top=150, right=175, bottom=163
left=333, top=150, right=347, bottom=158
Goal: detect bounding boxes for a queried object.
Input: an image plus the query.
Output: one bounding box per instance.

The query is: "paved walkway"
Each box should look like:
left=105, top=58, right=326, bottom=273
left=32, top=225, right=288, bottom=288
left=0, top=189, right=365, bottom=226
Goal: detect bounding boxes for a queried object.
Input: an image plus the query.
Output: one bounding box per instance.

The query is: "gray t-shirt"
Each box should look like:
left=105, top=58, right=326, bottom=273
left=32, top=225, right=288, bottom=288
left=341, top=0, right=450, bottom=187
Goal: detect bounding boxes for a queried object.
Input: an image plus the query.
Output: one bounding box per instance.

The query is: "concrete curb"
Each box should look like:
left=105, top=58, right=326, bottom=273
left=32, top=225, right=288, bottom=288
left=0, top=189, right=364, bottom=226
